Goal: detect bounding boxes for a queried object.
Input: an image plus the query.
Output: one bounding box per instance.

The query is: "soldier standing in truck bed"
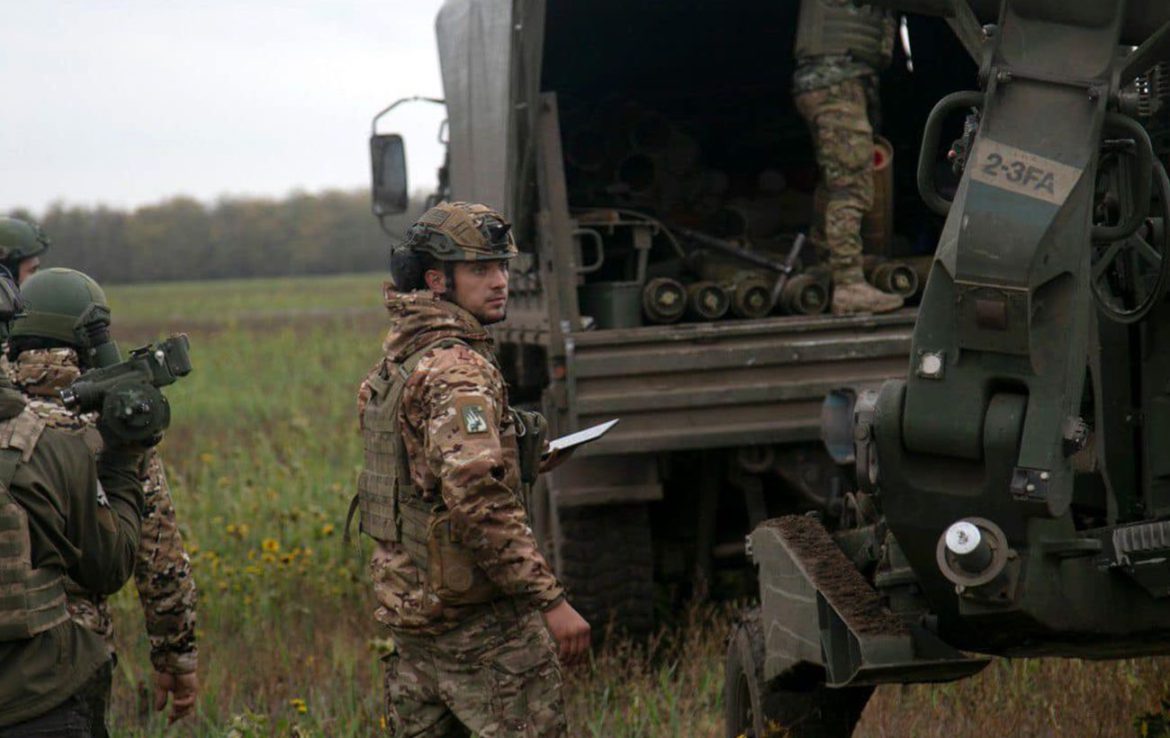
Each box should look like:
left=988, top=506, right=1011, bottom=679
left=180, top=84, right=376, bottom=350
left=793, top=0, right=903, bottom=316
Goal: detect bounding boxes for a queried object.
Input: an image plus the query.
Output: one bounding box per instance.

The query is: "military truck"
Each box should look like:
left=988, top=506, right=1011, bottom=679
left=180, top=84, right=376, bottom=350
left=371, top=0, right=979, bottom=632
left=724, top=0, right=1170, bottom=736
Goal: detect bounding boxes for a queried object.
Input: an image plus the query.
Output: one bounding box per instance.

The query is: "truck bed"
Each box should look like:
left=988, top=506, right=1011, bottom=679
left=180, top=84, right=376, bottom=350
left=560, top=310, right=915, bottom=455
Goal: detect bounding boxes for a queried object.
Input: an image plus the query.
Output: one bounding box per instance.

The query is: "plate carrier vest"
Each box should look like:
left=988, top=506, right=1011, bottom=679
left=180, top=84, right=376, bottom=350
left=794, top=0, right=889, bottom=68
left=0, top=406, right=65, bottom=641
left=351, top=338, right=503, bottom=606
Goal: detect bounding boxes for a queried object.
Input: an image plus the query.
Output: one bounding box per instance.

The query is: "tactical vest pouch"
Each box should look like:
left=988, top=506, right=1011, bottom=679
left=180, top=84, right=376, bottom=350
left=355, top=365, right=412, bottom=544
left=425, top=511, right=501, bottom=605
left=794, top=0, right=888, bottom=68
left=512, top=409, right=548, bottom=487
left=0, top=412, right=68, bottom=642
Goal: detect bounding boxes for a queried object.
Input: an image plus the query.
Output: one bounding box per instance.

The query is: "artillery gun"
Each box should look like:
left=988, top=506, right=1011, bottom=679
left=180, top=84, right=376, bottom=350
left=730, top=1, right=1170, bottom=735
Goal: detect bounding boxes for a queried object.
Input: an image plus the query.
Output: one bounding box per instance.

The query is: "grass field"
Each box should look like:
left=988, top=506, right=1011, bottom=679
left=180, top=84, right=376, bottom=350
left=97, top=273, right=1170, bottom=737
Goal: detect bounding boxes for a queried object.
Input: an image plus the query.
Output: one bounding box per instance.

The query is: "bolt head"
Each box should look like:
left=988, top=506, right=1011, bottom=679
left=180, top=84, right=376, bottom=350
left=945, top=521, right=982, bottom=555
left=920, top=352, right=944, bottom=377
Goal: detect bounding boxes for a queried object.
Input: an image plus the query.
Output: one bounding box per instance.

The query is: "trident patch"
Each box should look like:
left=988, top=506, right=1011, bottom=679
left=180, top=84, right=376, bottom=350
left=453, top=395, right=491, bottom=435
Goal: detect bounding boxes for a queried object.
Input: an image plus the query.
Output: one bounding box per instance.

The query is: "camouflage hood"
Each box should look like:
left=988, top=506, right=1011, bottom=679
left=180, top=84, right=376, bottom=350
left=381, top=285, right=493, bottom=362
left=10, top=348, right=83, bottom=398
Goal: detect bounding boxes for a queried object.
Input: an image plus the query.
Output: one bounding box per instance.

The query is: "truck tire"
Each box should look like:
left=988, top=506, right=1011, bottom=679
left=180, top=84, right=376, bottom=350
left=724, top=608, right=872, bottom=738
left=556, top=502, right=655, bottom=637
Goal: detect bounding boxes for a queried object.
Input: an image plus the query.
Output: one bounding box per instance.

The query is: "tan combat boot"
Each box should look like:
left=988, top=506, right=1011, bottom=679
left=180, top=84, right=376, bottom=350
left=831, top=281, right=904, bottom=316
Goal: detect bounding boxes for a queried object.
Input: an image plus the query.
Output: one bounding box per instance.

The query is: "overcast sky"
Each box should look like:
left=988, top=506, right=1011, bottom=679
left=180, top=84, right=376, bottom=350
left=1, top=0, right=450, bottom=214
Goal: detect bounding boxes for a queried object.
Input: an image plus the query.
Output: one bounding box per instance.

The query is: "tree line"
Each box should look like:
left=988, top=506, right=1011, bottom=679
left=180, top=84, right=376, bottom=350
left=5, top=190, right=426, bottom=284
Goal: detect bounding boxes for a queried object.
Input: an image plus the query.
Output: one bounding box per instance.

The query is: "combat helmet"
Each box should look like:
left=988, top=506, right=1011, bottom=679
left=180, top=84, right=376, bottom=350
left=0, top=217, right=51, bottom=276
left=10, top=267, right=121, bottom=368
left=402, top=201, right=518, bottom=262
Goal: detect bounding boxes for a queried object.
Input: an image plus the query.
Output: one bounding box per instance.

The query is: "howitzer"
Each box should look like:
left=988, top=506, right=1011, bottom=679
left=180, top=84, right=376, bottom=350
left=731, top=1, right=1170, bottom=736
left=61, top=334, right=193, bottom=445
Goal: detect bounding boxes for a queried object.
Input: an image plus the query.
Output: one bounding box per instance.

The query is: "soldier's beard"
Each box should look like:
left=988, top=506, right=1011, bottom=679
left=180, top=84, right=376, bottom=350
left=478, top=308, right=507, bottom=325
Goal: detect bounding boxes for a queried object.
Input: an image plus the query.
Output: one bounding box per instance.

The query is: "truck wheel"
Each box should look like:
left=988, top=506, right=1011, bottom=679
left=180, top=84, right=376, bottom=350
left=725, top=608, right=872, bottom=738
left=556, top=502, right=655, bottom=637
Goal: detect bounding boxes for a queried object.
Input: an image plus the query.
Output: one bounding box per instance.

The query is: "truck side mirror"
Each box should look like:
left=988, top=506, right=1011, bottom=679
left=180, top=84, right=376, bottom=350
left=370, top=134, right=409, bottom=215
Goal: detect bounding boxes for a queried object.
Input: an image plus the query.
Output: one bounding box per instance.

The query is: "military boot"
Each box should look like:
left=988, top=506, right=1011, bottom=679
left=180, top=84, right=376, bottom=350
left=831, top=281, right=903, bottom=316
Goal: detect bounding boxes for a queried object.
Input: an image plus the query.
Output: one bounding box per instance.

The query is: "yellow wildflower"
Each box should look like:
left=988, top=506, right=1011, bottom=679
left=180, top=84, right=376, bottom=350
left=290, top=698, right=308, bottom=714
left=320, top=523, right=335, bottom=537
left=262, top=538, right=280, bottom=553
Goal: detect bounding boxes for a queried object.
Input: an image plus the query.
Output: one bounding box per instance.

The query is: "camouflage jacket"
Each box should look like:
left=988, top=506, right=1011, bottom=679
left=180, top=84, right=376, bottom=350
left=358, top=287, right=564, bottom=634
left=8, top=348, right=199, bottom=674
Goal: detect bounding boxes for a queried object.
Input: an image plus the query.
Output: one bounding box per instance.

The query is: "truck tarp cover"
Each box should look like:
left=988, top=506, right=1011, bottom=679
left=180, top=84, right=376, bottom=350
left=437, top=0, right=525, bottom=215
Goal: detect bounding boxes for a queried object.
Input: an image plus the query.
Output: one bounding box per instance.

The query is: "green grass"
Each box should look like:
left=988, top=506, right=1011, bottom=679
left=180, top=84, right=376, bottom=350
left=94, top=273, right=1170, bottom=737
left=109, top=273, right=386, bottom=325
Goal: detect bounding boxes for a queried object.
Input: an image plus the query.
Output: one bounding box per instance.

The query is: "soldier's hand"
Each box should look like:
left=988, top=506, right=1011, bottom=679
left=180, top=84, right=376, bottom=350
left=153, top=670, right=198, bottom=724
left=542, top=599, right=591, bottom=664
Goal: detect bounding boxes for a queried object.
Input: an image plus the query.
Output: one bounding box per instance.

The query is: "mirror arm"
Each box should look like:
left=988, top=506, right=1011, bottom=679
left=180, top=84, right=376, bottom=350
left=371, top=96, right=445, bottom=135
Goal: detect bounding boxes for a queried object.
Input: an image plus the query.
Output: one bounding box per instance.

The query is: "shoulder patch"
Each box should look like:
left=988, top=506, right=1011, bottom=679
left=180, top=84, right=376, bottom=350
left=455, top=396, right=490, bottom=436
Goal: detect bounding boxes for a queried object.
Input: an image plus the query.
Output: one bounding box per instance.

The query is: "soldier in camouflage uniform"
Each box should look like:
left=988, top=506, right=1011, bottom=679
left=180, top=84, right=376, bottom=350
left=6, top=268, right=199, bottom=734
left=0, top=216, right=50, bottom=285
left=793, top=0, right=903, bottom=316
left=354, top=201, right=590, bottom=737
left=0, top=265, right=147, bottom=736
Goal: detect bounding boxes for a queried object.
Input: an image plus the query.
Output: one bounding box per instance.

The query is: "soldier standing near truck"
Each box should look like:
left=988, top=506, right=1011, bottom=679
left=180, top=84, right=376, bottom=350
left=354, top=201, right=590, bottom=737
left=793, top=0, right=903, bottom=315
left=6, top=268, right=199, bottom=734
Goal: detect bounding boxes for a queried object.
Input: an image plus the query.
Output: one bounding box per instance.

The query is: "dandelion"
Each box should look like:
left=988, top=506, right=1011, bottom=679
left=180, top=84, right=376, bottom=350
left=320, top=523, right=335, bottom=537
left=262, top=538, right=280, bottom=553
left=227, top=523, right=249, bottom=539
left=290, top=698, right=308, bottom=714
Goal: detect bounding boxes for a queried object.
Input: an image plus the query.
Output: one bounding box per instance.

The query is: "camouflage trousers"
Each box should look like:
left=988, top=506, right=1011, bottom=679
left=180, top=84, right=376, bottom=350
left=383, top=605, right=567, bottom=737
left=795, top=77, right=875, bottom=285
